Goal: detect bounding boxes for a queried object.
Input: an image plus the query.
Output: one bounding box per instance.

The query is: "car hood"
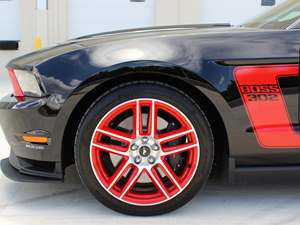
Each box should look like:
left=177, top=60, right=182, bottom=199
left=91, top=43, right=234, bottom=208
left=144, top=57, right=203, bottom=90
left=73, top=24, right=232, bottom=41
left=8, top=24, right=263, bottom=70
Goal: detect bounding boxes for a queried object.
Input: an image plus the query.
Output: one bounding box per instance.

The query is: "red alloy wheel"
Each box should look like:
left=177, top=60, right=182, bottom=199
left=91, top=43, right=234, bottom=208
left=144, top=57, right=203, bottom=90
left=90, top=99, right=200, bottom=206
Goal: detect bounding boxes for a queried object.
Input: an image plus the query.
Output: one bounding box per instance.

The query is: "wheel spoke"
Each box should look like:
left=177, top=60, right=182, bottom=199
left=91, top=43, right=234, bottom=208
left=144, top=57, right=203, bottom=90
left=158, top=160, right=182, bottom=191
left=97, top=128, right=132, bottom=143
left=120, top=167, right=143, bottom=199
left=92, top=143, right=129, bottom=156
left=108, top=160, right=130, bottom=190
left=133, top=100, right=143, bottom=138
left=158, top=129, right=193, bottom=143
left=162, top=143, right=198, bottom=156
left=147, top=167, right=170, bottom=199
left=137, top=99, right=157, bottom=136
left=149, top=100, right=157, bottom=137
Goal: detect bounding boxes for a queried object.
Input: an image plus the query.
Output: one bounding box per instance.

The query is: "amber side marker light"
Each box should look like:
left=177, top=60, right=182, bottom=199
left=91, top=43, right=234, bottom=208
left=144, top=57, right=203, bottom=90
left=22, top=135, right=48, bottom=144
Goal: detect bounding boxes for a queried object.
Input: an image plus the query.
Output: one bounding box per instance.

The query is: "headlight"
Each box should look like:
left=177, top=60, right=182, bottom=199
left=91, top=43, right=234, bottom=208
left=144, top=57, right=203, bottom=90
left=8, top=69, right=44, bottom=101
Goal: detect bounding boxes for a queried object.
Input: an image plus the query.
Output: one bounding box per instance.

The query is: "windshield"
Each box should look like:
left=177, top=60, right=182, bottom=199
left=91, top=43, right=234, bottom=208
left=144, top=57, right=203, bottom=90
left=244, top=0, right=300, bottom=29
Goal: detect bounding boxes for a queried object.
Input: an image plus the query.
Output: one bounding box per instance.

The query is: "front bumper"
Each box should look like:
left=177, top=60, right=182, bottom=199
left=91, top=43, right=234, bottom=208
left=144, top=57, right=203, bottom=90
left=1, top=154, right=60, bottom=182
left=0, top=94, right=63, bottom=180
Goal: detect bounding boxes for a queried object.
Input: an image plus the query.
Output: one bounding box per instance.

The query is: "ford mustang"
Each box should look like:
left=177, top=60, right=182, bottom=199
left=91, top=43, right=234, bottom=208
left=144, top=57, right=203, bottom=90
left=1, top=0, right=300, bottom=216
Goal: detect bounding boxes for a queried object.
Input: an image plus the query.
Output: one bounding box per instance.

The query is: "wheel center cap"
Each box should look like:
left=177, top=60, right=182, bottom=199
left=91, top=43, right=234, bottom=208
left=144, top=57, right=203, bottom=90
left=139, top=146, right=151, bottom=157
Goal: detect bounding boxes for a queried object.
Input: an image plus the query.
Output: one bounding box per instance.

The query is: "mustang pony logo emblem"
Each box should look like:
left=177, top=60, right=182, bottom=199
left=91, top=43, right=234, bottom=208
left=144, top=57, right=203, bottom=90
left=139, top=146, right=151, bottom=157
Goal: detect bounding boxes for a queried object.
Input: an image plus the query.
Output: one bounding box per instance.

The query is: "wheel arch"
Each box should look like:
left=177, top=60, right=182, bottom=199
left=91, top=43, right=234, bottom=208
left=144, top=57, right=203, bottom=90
left=61, top=70, right=229, bottom=178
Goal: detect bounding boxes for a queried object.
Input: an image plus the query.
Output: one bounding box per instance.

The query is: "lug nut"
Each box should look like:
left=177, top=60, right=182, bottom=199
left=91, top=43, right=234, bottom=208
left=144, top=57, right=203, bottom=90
left=152, top=144, right=160, bottom=151
left=142, top=137, right=149, bottom=143
left=134, top=156, right=142, bottom=164
left=148, top=156, right=156, bottom=164
left=131, top=144, right=138, bottom=151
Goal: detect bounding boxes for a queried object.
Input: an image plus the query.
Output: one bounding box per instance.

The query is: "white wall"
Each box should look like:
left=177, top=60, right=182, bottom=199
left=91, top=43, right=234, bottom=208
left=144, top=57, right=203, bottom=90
left=0, top=0, right=20, bottom=96
left=69, top=0, right=155, bottom=39
left=0, top=0, right=20, bottom=40
left=0, top=51, right=16, bottom=97
left=155, top=0, right=201, bottom=26
left=198, top=0, right=286, bottom=25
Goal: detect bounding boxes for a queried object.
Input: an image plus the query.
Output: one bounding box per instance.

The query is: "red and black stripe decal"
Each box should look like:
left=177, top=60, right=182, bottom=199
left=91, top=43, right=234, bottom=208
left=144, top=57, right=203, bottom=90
left=234, top=64, right=300, bottom=148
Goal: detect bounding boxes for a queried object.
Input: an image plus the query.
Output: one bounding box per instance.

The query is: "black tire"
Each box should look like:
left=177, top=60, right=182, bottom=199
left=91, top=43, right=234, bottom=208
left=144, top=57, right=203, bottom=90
left=75, top=81, right=214, bottom=216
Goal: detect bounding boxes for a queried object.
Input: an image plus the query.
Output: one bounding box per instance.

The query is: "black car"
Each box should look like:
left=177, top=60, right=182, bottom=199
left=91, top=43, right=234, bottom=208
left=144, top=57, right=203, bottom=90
left=1, top=0, right=300, bottom=216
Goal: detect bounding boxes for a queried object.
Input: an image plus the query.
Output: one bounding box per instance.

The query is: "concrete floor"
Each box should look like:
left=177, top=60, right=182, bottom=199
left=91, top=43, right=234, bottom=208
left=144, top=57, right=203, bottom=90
left=1, top=86, right=300, bottom=225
